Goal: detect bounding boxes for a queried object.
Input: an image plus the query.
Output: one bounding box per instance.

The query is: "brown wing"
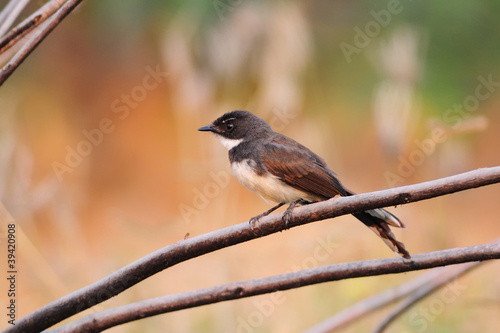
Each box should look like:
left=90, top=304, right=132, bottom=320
left=261, top=141, right=347, bottom=200
left=261, top=138, right=411, bottom=258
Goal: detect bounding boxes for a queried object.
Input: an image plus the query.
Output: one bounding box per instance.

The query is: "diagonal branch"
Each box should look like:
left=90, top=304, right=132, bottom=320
left=304, top=260, right=484, bottom=333
left=0, top=0, right=68, bottom=54
left=49, top=243, right=500, bottom=333
left=0, top=0, right=30, bottom=38
left=304, top=266, right=446, bottom=333
left=0, top=0, right=83, bottom=86
left=371, top=261, right=482, bottom=333
left=6, top=166, right=500, bottom=333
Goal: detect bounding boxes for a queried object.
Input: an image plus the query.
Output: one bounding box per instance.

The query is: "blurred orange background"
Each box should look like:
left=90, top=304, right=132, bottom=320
left=1, top=1, right=499, bottom=332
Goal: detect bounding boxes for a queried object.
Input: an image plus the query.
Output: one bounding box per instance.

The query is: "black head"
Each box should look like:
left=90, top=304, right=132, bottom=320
left=198, top=110, right=272, bottom=142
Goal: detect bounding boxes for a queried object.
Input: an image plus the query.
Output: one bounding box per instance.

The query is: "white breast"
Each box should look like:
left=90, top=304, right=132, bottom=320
left=231, top=159, right=316, bottom=204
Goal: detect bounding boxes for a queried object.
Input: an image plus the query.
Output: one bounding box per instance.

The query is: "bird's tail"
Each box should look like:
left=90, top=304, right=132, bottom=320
left=352, top=209, right=410, bottom=259
left=344, top=191, right=410, bottom=259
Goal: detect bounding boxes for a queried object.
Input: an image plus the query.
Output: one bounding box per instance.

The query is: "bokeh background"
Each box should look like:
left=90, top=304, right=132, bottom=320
left=1, top=1, right=500, bottom=332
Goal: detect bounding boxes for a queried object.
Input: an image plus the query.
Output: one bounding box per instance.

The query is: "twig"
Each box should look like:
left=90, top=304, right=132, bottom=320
left=0, top=0, right=68, bottom=54
left=371, top=261, right=482, bottom=333
left=0, top=0, right=30, bottom=37
left=303, top=267, right=445, bottom=333
left=48, top=243, right=500, bottom=333
left=304, top=261, right=483, bottom=333
left=304, top=261, right=484, bottom=333
left=6, top=166, right=500, bottom=333
left=0, top=0, right=83, bottom=86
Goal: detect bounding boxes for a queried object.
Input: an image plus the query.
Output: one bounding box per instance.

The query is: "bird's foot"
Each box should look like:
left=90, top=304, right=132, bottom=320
left=282, top=200, right=301, bottom=228
left=281, top=212, right=292, bottom=228
left=249, top=214, right=264, bottom=230
left=249, top=203, right=286, bottom=231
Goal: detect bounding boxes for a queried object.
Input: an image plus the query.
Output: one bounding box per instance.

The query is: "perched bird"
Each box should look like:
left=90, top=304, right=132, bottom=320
left=199, top=110, right=410, bottom=259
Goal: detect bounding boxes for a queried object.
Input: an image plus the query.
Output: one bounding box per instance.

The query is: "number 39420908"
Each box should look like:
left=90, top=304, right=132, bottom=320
left=7, top=223, right=15, bottom=269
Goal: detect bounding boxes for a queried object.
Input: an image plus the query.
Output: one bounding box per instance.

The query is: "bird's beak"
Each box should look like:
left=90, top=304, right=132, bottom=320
left=198, top=124, right=214, bottom=132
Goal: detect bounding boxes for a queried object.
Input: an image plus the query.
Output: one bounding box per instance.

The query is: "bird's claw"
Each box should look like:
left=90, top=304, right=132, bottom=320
left=249, top=216, right=259, bottom=229
left=249, top=215, right=265, bottom=235
left=281, top=210, right=293, bottom=229
left=281, top=200, right=300, bottom=229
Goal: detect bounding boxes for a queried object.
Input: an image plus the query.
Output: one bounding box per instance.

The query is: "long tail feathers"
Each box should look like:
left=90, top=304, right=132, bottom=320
left=342, top=189, right=410, bottom=259
left=352, top=210, right=411, bottom=259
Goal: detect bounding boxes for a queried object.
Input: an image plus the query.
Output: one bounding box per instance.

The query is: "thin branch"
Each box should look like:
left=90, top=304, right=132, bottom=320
left=371, top=261, right=482, bottom=333
left=49, top=243, right=500, bottom=333
left=303, top=266, right=446, bottom=333
left=0, top=0, right=83, bottom=86
left=0, top=0, right=30, bottom=37
left=0, top=0, right=68, bottom=54
left=304, top=261, right=483, bottom=333
left=6, top=166, right=500, bottom=333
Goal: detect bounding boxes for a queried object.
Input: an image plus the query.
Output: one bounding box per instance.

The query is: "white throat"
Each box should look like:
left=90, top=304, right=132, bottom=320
left=216, top=135, right=243, bottom=150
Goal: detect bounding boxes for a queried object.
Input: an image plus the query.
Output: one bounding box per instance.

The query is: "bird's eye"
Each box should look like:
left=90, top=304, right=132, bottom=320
left=226, top=122, right=234, bottom=131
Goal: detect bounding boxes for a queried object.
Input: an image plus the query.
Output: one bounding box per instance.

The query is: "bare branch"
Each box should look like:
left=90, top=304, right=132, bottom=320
left=0, top=0, right=30, bottom=37
left=0, top=0, right=83, bottom=86
left=304, top=261, right=483, bottom=333
left=6, top=166, right=500, bottom=333
left=304, top=266, right=446, bottom=333
left=371, top=261, right=482, bottom=333
left=49, top=243, right=500, bottom=333
left=0, top=0, right=68, bottom=54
